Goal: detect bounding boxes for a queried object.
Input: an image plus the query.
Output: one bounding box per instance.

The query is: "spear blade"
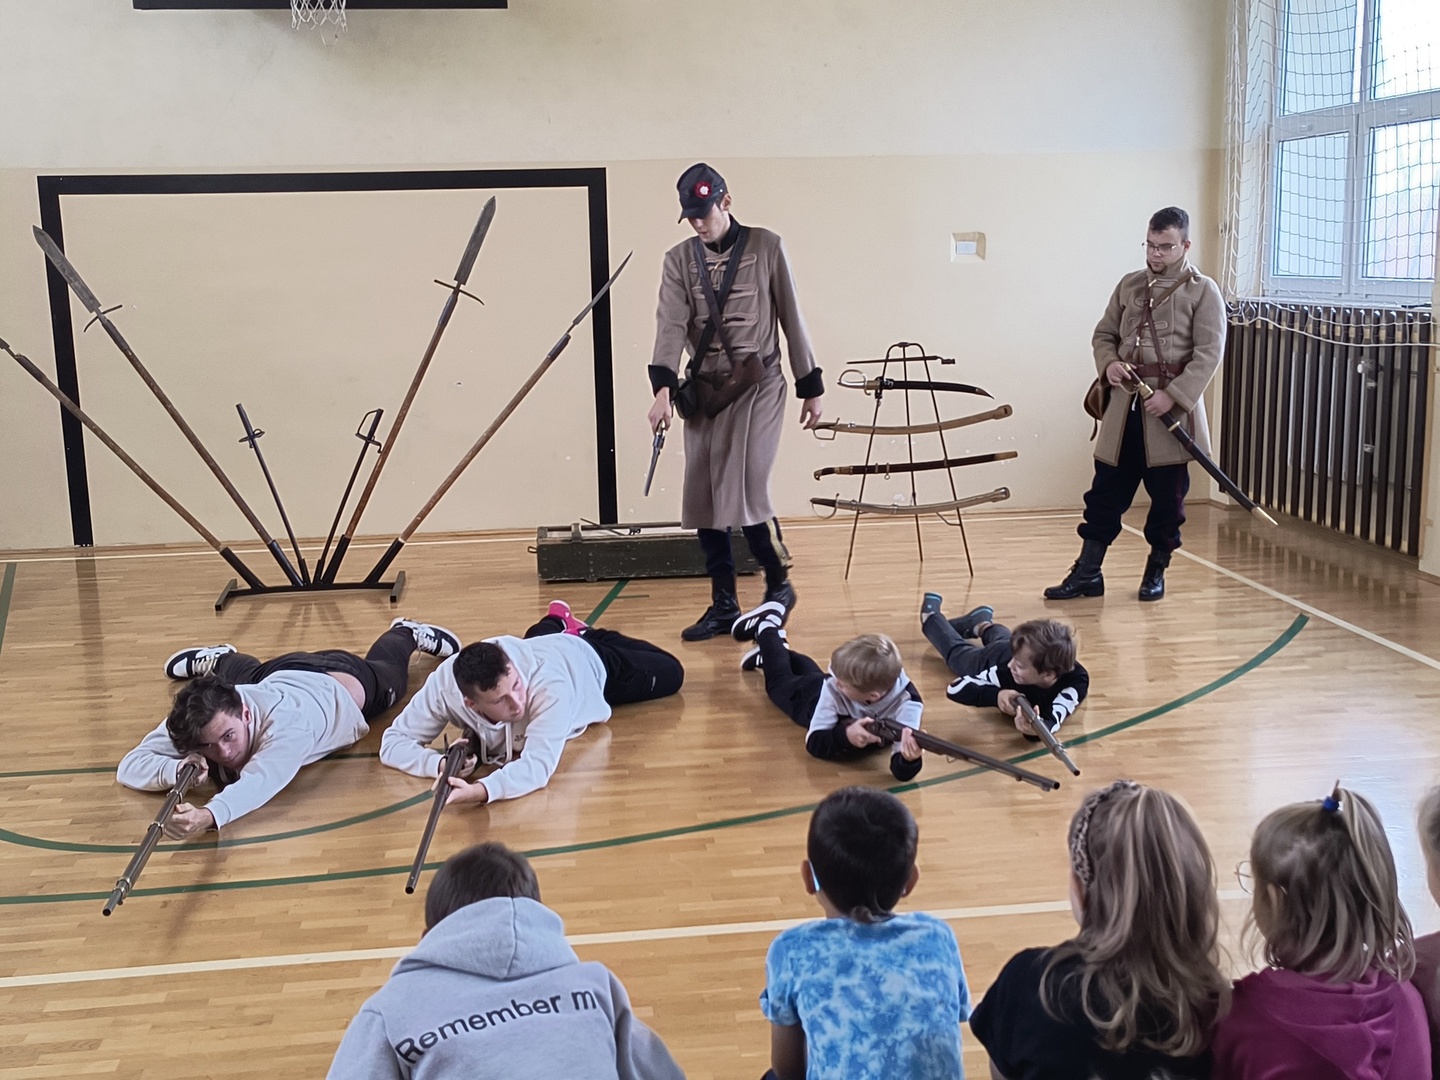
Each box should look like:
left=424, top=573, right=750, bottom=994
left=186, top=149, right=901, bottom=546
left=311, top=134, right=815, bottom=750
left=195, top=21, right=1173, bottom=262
left=567, top=251, right=632, bottom=332
left=33, top=226, right=104, bottom=315
left=453, top=197, right=497, bottom=286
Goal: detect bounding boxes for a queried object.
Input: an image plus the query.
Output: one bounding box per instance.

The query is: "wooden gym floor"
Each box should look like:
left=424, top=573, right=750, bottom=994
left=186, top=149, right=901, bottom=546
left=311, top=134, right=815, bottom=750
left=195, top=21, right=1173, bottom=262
left=2, top=502, right=1439, bottom=1079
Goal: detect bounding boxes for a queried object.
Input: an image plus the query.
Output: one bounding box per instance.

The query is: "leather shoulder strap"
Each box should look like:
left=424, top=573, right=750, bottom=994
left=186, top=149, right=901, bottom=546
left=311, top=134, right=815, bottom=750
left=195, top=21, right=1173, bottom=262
left=690, top=226, right=750, bottom=367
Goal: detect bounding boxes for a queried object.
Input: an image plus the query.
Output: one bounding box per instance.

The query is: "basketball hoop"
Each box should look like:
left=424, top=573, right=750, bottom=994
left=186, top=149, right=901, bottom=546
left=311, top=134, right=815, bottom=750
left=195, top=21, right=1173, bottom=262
left=292, top=0, right=345, bottom=33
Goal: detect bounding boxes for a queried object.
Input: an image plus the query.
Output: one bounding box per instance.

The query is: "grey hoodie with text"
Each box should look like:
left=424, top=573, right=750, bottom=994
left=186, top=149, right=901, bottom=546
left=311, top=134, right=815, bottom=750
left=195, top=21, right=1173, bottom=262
left=326, top=897, right=685, bottom=1080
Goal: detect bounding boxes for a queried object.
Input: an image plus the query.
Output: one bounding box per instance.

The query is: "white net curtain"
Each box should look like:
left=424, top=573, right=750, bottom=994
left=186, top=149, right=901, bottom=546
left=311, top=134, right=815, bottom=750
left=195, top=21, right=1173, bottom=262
left=1222, top=0, right=1439, bottom=305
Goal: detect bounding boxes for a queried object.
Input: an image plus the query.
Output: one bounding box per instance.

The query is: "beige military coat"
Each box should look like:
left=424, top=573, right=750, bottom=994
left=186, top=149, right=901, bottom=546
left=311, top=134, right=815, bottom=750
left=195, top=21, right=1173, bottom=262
left=1091, top=259, right=1227, bottom=468
left=651, top=225, right=818, bottom=530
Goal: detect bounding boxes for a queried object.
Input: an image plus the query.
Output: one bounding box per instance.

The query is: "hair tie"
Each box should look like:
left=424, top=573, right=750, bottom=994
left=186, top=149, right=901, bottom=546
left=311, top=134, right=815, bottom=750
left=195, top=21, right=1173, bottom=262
left=1069, top=780, right=1141, bottom=888
left=1322, top=779, right=1342, bottom=813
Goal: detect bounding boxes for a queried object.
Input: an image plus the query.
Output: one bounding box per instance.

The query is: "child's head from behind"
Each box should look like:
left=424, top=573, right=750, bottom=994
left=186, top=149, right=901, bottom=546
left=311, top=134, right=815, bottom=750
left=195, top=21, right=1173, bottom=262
left=1055, top=780, right=1226, bottom=1056
left=425, top=841, right=541, bottom=931
left=1418, top=785, right=1440, bottom=907
left=1249, top=783, right=1414, bottom=982
left=1009, top=619, right=1076, bottom=688
left=806, top=786, right=918, bottom=923
left=830, top=634, right=902, bottom=704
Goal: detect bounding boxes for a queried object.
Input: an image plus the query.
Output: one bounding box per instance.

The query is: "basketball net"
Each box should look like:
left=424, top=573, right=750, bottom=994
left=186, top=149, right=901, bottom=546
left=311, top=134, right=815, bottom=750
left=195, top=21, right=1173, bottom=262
left=292, top=0, right=345, bottom=33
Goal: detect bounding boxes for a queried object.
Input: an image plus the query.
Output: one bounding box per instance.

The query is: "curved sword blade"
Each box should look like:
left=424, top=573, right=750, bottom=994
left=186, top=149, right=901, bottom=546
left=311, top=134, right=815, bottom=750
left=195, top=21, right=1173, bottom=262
left=453, top=197, right=497, bottom=286
left=568, top=252, right=633, bottom=331
left=33, top=227, right=103, bottom=314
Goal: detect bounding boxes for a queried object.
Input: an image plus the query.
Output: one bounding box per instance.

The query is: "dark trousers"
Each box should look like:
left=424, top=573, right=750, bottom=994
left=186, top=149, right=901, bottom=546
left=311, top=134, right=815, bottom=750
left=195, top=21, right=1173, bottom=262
left=697, top=518, right=790, bottom=591
left=524, top=618, right=685, bottom=705
left=923, top=616, right=1011, bottom=678
left=757, top=630, right=824, bottom=728
left=1079, top=401, right=1190, bottom=552
left=211, top=625, right=415, bottom=720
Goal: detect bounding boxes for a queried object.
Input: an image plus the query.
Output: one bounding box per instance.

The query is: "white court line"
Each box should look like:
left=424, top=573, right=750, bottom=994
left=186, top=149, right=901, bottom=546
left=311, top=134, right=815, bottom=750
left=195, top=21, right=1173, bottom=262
left=1121, top=523, right=1440, bottom=672
left=0, top=891, right=1249, bottom=990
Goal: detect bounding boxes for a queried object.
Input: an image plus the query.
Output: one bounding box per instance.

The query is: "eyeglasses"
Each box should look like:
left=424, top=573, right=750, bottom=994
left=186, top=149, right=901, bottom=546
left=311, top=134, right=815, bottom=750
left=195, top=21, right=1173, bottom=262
left=1144, top=241, right=1181, bottom=254
left=1235, top=859, right=1253, bottom=894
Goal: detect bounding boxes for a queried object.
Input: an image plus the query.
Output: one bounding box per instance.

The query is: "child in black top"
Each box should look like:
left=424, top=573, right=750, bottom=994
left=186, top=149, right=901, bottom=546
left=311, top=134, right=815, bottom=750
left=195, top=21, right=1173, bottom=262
left=920, top=594, right=1088, bottom=737
left=735, top=600, right=923, bottom=782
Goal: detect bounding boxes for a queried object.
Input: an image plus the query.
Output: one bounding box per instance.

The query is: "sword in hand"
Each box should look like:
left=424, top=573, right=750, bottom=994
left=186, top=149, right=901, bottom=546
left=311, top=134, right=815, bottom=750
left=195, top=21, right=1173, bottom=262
left=643, top=421, right=667, bottom=497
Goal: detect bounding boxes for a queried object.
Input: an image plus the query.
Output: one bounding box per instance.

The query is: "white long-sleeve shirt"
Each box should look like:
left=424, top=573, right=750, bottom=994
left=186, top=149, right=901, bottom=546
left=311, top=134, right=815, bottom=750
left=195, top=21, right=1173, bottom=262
left=116, top=671, right=369, bottom=829
left=379, top=634, right=610, bottom=803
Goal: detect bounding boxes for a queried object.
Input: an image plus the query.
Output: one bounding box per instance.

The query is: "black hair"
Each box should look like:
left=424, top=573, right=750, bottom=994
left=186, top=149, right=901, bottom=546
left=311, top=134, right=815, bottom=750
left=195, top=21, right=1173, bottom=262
left=1149, top=206, right=1190, bottom=239
left=425, top=842, right=541, bottom=930
left=166, top=676, right=244, bottom=753
left=452, top=641, right=511, bottom=696
left=807, top=786, right=918, bottom=922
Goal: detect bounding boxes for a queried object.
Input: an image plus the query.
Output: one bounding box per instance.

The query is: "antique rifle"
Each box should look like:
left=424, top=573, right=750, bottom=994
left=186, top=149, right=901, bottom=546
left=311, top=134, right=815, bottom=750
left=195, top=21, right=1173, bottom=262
left=643, top=422, right=666, bottom=496
left=865, top=716, right=1058, bottom=792
left=406, top=738, right=474, bottom=894
left=814, top=450, right=1016, bottom=480
left=1120, top=363, right=1278, bottom=526
left=1016, top=698, right=1080, bottom=777
left=103, top=760, right=203, bottom=916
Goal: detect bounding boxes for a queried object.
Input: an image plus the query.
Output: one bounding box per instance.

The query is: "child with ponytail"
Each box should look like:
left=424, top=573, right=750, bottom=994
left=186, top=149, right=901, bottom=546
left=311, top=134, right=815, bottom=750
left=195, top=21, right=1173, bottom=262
left=1212, top=783, right=1430, bottom=1078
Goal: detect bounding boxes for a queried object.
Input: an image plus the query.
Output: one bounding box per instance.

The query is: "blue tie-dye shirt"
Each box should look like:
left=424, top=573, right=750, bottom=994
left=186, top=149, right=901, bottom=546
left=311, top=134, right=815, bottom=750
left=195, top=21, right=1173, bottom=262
left=759, top=911, right=971, bottom=1079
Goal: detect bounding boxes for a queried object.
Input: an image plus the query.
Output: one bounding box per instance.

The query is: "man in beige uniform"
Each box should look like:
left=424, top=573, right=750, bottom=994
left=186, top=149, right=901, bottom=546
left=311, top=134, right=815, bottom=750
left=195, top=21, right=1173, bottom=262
left=1046, top=206, right=1226, bottom=602
left=647, top=163, right=825, bottom=640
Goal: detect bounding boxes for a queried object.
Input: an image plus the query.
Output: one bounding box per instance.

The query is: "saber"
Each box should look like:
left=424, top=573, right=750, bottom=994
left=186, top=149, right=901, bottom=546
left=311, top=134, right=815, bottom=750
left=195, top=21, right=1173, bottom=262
left=103, top=760, right=202, bottom=916
left=322, top=199, right=496, bottom=583
left=1120, top=363, right=1279, bottom=527
left=865, top=716, right=1058, bottom=791
left=811, top=487, right=1010, bottom=517
left=812, top=403, right=1013, bottom=439
left=1017, top=698, right=1080, bottom=776
left=365, top=252, right=634, bottom=583
left=2, top=336, right=265, bottom=589
left=314, top=408, right=384, bottom=582
left=32, top=226, right=303, bottom=587
left=815, top=450, right=1017, bottom=480
left=236, top=403, right=309, bottom=585
left=643, top=422, right=666, bottom=496
left=838, top=370, right=992, bottom=398
left=407, top=738, right=473, bottom=894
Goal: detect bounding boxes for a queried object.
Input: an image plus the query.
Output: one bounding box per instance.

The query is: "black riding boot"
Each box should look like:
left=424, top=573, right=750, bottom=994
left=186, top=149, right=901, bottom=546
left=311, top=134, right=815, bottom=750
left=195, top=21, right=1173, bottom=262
left=1043, top=538, right=1108, bottom=600
left=681, top=577, right=742, bottom=641
left=1139, top=549, right=1171, bottom=602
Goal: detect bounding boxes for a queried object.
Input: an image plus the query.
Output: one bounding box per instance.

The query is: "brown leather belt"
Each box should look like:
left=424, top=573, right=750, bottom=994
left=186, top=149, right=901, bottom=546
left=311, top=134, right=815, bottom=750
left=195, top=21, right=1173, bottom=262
left=1128, top=361, right=1189, bottom=381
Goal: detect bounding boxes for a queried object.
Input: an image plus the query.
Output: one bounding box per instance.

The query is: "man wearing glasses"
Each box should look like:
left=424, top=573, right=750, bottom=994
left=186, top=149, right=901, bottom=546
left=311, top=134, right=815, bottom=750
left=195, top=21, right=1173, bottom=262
left=1046, top=206, right=1226, bottom=603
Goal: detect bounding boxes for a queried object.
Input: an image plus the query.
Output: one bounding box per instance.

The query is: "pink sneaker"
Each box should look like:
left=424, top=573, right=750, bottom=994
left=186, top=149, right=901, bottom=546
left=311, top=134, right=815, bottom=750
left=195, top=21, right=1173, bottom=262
left=547, top=600, right=588, bottom=636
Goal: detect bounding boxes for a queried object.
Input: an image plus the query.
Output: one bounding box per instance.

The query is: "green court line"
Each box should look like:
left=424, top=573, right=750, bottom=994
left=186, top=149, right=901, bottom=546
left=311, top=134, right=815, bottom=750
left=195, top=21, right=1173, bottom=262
left=583, top=579, right=629, bottom=625
left=0, top=562, right=15, bottom=660
left=0, top=614, right=1306, bottom=907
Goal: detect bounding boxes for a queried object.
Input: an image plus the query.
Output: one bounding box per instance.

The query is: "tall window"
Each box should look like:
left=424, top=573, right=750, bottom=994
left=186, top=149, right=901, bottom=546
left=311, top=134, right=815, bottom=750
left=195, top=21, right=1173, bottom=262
left=1262, top=0, right=1438, bottom=301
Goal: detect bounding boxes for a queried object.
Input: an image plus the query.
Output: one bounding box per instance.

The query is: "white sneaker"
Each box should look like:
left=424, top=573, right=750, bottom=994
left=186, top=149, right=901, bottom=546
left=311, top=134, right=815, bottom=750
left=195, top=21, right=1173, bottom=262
left=163, top=644, right=236, bottom=680
left=392, top=618, right=460, bottom=659
left=740, top=627, right=786, bottom=671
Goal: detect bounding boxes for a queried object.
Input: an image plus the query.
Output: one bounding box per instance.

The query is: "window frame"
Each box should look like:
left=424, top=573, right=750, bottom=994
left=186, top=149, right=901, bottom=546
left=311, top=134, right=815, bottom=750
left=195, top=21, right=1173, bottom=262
left=1262, top=0, right=1440, bottom=303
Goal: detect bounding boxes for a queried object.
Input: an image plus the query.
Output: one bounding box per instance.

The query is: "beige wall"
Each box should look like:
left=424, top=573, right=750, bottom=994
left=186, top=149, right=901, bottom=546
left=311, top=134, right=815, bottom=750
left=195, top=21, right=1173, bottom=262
left=0, top=0, right=1225, bottom=550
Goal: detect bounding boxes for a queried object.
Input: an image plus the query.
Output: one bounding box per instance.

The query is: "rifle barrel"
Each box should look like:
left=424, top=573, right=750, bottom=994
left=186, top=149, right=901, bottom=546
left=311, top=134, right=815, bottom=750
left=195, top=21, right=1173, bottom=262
left=869, top=717, right=1057, bottom=792
left=406, top=742, right=470, bottom=894
left=1018, top=699, right=1080, bottom=776
left=103, top=761, right=201, bottom=916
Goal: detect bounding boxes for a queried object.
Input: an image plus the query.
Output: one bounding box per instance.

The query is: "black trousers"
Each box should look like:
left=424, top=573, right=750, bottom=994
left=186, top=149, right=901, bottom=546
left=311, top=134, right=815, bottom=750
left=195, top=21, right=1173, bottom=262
left=211, top=625, right=415, bottom=720
left=922, top=618, right=1011, bottom=678
left=1079, top=401, right=1191, bottom=552
left=697, top=518, right=790, bottom=591
left=757, top=631, right=824, bottom=728
left=523, top=618, right=684, bottom=705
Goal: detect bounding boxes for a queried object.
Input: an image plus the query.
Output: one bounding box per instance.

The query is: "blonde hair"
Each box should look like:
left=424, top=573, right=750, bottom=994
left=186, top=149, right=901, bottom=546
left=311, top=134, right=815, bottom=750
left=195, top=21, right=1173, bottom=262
left=1248, top=783, right=1415, bottom=983
left=1044, top=780, right=1228, bottom=1057
left=830, top=634, right=902, bottom=694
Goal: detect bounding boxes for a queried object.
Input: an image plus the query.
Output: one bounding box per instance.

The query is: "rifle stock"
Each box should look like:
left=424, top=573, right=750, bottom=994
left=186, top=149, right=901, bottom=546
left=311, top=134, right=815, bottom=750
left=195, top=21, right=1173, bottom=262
left=1017, top=699, right=1080, bottom=776
left=103, top=760, right=202, bottom=916
left=867, top=716, right=1058, bottom=792
left=406, top=739, right=473, bottom=894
